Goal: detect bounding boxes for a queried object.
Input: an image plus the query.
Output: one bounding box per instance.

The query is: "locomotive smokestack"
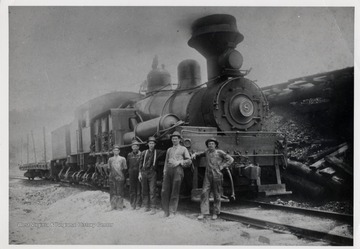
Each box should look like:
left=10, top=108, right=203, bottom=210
left=188, top=14, right=244, bottom=81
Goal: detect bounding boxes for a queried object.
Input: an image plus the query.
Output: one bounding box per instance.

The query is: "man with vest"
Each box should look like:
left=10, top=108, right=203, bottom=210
left=138, top=137, right=165, bottom=215
left=161, top=131, right=191, bottom=218
left=127, top=140, right=142, bottom=210
left=192, top=138, right=234, bottom=220
left=108, top=145, right=127, bottom=210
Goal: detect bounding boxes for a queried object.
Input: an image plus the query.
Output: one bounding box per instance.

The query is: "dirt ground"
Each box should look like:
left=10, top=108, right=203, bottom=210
left=8, top=166, right=333, bottom=246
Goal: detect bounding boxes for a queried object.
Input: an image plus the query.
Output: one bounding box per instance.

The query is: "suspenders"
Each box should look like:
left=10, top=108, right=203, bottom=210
left=142, top=149, right=157, bottom=169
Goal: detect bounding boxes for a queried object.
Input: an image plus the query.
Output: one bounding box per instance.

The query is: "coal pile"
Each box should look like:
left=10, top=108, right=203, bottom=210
left=263, top=102, right=353, bottom=200
left=263, top=103, right=339, bottom=163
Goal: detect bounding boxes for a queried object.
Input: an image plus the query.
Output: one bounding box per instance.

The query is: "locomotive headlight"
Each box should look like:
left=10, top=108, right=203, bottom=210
left=219, top=49, right=243, bottom=69
left=227, top=50, right=243, bottom=69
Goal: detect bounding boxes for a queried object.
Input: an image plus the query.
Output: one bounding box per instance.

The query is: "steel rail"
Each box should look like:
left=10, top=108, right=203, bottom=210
left=220, top=211, right=353, bottom=246
left=9, top=177, right=28, bottom=180
left=242, top=200, right=353, bottom=224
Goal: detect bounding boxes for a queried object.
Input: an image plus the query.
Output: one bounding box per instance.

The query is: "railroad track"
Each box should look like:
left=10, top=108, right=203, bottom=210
left=220, top=200, right=353, bottom=246
left=242, top=199, right=353, bottom=224
left=12, top=176, right=353, bottom=245
left=9, top=177, right=30, bottom=180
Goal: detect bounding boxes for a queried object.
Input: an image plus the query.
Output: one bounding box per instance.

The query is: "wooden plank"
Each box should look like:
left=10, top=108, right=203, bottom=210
left=324, top=155, right=352, bottom=176
left=331, top=175, right=345, bottom=185
left=287, top=160, right=342, bottom=191
left=308, top=159, right=326, bottom=171
left=308, top=142, right=346, bottom=162
left=319, top=167, right=336, bottom=176
left=309, top=143, right=348, bottom=170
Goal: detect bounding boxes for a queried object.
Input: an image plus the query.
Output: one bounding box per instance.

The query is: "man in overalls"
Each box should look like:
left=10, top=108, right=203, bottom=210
left=108, top=145, right=127, bottom=210
left=192, top=138, right=234, bottom=220
left=161, top=131, right=191, bottom=218
left=127, top=140, right=142, bottom=210
left=138, top=137, right=165, bottom=215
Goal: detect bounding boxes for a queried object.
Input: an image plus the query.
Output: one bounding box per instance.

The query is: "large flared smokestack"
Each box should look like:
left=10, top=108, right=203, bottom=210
left=188, top=14, right=244, bottom=81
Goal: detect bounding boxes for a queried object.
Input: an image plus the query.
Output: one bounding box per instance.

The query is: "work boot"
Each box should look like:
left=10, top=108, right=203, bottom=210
left=211, top=214, right=218, bottom=220
left=169, top=213, right=175, bottom=219
left=150, top=209, right=156, bottom=215
left=197, top=214, right=205, bottom=220
left=163, top=212, right=169, bottom=218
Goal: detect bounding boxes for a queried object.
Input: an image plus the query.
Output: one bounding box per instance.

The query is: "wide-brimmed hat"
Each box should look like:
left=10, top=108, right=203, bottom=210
left=205, top=138, right=219, bottom=147
left=148, top=136, right=157, bottom=143
left=170, top=131, right=182, bottom=139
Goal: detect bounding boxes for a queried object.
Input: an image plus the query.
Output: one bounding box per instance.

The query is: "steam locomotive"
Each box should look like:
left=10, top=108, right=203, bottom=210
left=21, top=14, right=291, bottom=200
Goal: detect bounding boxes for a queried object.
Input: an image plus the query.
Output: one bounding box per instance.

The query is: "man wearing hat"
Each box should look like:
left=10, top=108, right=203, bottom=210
left=138, top=136, right=166, bottom=215
left=192, top=138, right=234, bottom=220
left=127, top=140, right=142, bottom=210
left=108, top=145, right=127, bottom=210
left=161, top=131, right=191, bottom=218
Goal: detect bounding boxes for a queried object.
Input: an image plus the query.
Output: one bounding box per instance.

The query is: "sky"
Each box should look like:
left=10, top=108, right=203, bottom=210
left=8, top=5, right=354, bottom=112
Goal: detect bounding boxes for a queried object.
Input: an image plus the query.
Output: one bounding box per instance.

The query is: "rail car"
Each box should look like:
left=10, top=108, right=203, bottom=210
left=20, top=14, right=292, bottom=200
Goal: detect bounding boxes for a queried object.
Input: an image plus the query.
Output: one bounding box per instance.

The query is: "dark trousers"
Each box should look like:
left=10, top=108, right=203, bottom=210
left=200, top=172, right=222, bottom=215
left=161, top=166, right=184, bottom=215
left=141, top=170, right=157, bottom=209
left=109, top=178, right=125, bottom=210
left=129, top=169, right=142, bottom=208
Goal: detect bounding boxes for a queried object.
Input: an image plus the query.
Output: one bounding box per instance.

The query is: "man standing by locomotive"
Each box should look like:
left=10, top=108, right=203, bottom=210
left=192, top=138, right=234, bottom=220
left=108, top=145, right=127, bottom=210
left=138, top=137, right=165, bottom=215
left=127, top=140, right=142, bottom=210
left=161, top=131, right=191, bottom=218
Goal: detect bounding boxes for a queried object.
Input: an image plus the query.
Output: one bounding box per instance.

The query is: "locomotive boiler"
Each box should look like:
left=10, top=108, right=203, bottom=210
left=128, top=14, right=267, bottom=138
left=21, top=14, right=291, bottom=199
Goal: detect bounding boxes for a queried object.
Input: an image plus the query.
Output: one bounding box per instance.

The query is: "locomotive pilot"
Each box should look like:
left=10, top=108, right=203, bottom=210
left=138, top=137, right=166, bottom=215
left=192, top=138, right=234, bottom=220
left=161, top=131, right=191, bottom=218
left=108, top=145, right=127, bottom=210
left=127, top=140, right=142, bottom=210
